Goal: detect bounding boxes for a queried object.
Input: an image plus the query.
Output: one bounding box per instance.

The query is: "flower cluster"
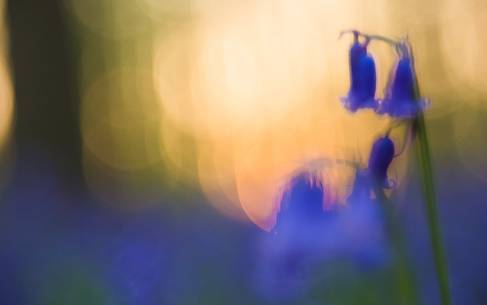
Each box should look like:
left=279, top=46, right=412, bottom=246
left=254, top=30, right=431, bottom=302
left=341, top=30, right=429, bottom=118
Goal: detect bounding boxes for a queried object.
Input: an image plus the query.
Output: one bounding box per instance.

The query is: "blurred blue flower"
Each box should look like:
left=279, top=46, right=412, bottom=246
left=254, top=169, right=389, bottom=301
left=347, top=168, right=373, bottom=205
left=274, top=172, right=330, bottom=231
left=377, top=40, right=429, bottom=118
left=341, top=31, right=378, bottom=113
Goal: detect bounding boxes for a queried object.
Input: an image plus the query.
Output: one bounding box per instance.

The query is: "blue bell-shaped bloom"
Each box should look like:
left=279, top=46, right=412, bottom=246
left=347, top=169, right=372, bottom=204
left=274, top=172, right=327, bottom=231
left=377, top=42, right=429, bottom=118
left=367, top=135, right=395, bottom=188
left=341, top=33, right=378, bottom=112
left=349, top=33, right=366, bottom=68
left=255, top=168, right=389, bottom=301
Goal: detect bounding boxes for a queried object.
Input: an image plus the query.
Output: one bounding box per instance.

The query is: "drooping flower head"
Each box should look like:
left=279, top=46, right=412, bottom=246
left=254, top=167, right=389, bottom=301
left=347, top=168, right=372, bottom=204
left=274, top=171, right=327, bottom=231
left=377, top=39, right=429, bottom=118
left=340, top=30, right=378, bottom=112
left=367, top=135, right=395, bottom=188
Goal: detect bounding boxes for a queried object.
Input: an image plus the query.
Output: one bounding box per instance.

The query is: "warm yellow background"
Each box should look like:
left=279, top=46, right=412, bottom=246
left=58, top=0, right=487, bottom=229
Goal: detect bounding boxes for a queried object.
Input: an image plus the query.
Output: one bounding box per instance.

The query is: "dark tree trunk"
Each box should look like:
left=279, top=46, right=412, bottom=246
left=5, top=0, right=83, bottom=188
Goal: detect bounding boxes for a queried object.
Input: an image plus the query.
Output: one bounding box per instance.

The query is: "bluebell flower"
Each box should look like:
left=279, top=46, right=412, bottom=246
left=274, top=171, right=329, bottom=231
left=254, top=167, right=390, bottom=301
left=377, top=40, right=429, bottom=118
left=341, top=31, right=378, bottom=112
left=347, top=169, right=372, bottom=204
left=367, top=135, right=395, bottom=188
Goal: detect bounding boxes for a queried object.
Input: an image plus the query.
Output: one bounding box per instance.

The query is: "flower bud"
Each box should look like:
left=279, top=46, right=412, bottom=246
left=367, top=136, right=395, bottom=188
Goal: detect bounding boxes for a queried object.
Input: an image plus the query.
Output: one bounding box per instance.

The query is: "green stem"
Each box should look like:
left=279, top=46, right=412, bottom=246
left=414, top=114, right=452, bottom=305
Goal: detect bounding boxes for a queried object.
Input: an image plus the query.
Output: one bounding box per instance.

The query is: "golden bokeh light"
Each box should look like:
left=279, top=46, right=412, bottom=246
left=153, top=0, right=399, bottom=228
left=81, top=68, right=161, bottom=171
left=0, top=0, right=14, bottom=152
left=70, top=0, right=487, bottom=228
left=0, top=57, right=13, bottom=152
left=440, top=0, right=487, bottom=101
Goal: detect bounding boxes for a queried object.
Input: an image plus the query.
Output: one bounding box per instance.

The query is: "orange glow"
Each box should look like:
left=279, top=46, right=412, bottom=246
left=71, top=0, right=487, bottom=226
left=0, top=0, right=13, bottom=152
left=152, top=0, right=401, bottom=228
left=0, top=57, right=13, bottom=151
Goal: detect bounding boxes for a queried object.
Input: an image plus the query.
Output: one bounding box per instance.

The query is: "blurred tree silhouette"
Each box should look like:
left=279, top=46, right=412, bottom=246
left=6, top=0, right=83, bottom=187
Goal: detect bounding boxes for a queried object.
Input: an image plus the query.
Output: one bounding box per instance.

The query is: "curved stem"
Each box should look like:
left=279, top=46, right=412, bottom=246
left=339, top=29, right=360, bottom=40
left=393, top=123, right=414, bottom=158
left=339, top=30, right=399, bottom=47
left=363, top=34, right=399, bottom=46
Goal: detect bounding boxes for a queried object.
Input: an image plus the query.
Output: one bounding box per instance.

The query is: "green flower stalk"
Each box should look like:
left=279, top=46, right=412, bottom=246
left=414, top=105, right=453, bottom=305
left=407, top=38, right=452, bottom=305
left=390, top=38, right=452, bottom=305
